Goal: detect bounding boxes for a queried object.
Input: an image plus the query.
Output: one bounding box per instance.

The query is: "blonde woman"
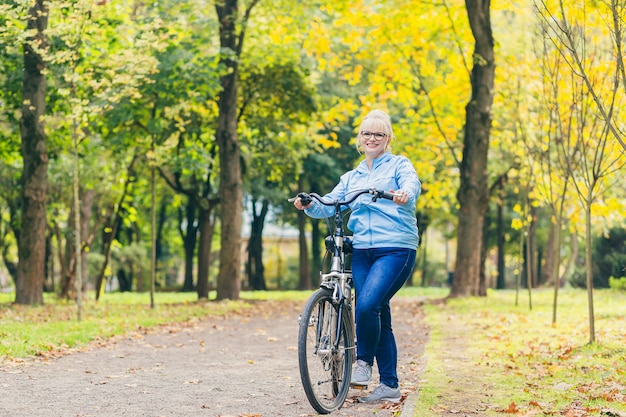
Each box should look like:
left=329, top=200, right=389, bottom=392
left=294, top=110, right=421, bottom=402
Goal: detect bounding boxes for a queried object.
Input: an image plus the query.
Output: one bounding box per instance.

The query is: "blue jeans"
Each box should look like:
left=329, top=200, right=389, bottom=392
left=352, top=247, right=416, bottom=388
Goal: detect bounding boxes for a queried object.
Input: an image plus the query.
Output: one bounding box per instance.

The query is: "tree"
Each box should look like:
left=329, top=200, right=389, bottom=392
left=214, top=0, right=259, bottom=300
left=450, top=0, right=495, bottom=297
left=537, top=0, right=626, bottom=343
left=15, top=0, right=49, bottom=305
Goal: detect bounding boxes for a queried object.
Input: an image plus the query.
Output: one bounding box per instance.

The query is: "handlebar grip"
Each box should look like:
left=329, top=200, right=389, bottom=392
left=381, top=191, right=396, bottom=200
left=298, top=193, right=313, bottom=206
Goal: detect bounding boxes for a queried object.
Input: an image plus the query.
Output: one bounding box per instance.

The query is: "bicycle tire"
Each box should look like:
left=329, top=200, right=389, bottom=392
left=298, top=288, right=355, bottom=414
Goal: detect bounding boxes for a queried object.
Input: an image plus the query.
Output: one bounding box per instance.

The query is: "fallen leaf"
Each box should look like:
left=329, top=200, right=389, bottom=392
left=503, top=402, right=519, bottom=413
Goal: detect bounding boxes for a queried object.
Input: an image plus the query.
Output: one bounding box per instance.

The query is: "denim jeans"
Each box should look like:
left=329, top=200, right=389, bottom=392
left=351, top=247, right=416, bottom=388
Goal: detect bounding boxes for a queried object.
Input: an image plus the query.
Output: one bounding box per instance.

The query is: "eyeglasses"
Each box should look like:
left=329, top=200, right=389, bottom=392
left=360, top=131, right=387, bottom=141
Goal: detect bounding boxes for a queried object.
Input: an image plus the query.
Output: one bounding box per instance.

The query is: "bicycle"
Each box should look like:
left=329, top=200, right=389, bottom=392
left=289, top=188, right=395, bottom=414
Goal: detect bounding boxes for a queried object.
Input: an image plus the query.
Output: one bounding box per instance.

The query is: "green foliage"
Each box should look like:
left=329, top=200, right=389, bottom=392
left=609, top=276, right=626, bottom=291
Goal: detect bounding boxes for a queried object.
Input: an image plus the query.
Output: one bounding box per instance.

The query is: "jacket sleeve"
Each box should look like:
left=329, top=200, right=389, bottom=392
left=304, top=173, right=350, bottom=219
left=396, top=157, right=421, bottom=205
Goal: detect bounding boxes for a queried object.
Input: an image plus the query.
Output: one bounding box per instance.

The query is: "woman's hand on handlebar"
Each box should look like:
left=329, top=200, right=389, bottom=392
left=293, top=196, right=312, bottom=210
left=389, top=189, right=409, bottom=205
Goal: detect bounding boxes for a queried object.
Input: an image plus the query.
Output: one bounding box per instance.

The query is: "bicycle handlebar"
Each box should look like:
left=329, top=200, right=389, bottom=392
left=288, top=188, right=396, bottom=207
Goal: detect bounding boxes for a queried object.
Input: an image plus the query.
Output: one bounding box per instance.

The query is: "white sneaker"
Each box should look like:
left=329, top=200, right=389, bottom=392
left=350, top=359, right=372, bottom=385
left=358, top=383, right=401, bottom=403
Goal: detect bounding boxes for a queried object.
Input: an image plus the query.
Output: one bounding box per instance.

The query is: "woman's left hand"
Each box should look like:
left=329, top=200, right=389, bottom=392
left=389, top=189, right=409, bottom=205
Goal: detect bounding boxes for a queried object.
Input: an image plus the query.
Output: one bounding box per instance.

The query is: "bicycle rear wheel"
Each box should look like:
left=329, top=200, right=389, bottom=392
left=298, top=288, right=355, bottom=414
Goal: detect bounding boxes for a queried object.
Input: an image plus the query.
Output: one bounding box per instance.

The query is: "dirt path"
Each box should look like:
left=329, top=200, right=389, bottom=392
left=0, top=297, right=429, bottom=417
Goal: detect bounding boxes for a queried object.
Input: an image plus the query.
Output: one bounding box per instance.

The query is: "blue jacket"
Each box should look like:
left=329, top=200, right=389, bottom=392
left=305, top=152, right=421, bottom=249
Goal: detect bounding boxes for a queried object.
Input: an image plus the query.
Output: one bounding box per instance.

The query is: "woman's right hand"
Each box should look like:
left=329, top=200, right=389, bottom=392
left=294, top=197, right=312, bottom=210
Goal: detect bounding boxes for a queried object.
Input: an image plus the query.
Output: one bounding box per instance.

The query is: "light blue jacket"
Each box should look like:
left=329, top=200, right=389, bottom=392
left=305, top=152, right=421, bottom=250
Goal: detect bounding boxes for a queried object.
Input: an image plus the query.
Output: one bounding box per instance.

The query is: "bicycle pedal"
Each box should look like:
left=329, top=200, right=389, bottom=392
left=350, top=383, right=368, bottom=390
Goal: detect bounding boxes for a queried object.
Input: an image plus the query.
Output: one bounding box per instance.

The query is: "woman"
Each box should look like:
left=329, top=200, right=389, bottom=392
left=293, top=110, right=421, bottom=403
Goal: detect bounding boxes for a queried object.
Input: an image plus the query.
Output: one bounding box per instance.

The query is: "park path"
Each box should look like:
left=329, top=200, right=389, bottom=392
left=0, top=297, right=428, bottom=417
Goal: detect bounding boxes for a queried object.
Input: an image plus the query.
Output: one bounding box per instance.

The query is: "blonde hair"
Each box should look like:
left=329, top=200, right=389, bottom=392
left=356, top=110, right=394, bottom=153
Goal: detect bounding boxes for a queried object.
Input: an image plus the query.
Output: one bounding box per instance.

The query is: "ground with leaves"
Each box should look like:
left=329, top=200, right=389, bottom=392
left=0, top=296, right=446, bottom=417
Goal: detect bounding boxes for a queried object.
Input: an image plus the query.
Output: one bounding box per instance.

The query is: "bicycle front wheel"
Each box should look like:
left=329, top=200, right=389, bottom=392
left=298, top=288, right=355, bottom=414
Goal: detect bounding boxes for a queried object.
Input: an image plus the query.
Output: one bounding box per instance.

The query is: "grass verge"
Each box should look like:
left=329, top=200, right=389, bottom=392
left=414, top=288, right=626, bottom=416
left=0, top=290, right=311, bottom=361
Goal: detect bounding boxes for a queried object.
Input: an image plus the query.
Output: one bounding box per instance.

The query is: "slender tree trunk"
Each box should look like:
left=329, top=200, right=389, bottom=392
left=16, top=0, right=49, bottom=305
left=309, top=177, right=322, bottom=287
left=60, top=205, right=76, bottom=299
left=246, top=198, right=268, bottom=291
left=310, top=219, right=321, bottom=287
left=528, top=205, right=538, bottom=289
left=496, top=185, right=506, bottom=289
left=155, top=195, right=169, bottom=267
left=584, top=197, right=595, bottom=343
left=421, top=229, right=429, bottom=286
left=551, top=213, right=563, bottom=324
left=180, top=197, right=198, bottom=292
left=150, top=147, right=155, bottom=308
left=44, top=230, right=53, bottom=292
left=525, top=222, right=533, bottom=310
left=298, top=210, right=310, bottom=290
left=3, top=202, right=19, bottom=286
left=450, top=0, right=495, bottom=298
left=197, top=205, right=215, bottom=298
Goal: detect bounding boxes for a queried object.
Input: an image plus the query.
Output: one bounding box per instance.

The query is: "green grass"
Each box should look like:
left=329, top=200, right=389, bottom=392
left=0, top=290, right=309, bottom=360
left=414, top=288, right=626, bottom=416
left=0, top=287, right=441, bottom=361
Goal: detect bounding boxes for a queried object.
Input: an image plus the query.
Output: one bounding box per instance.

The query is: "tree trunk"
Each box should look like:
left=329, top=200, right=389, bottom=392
left=550, top=219, right=561, bottom=324
left=44, top=230, right=53, bottom=292
left=180, top=196, right=198, bottom=292
left=246, top=198, right=268, bottom=291
left=196, top=204, right=215, bottom=298
left=60, top=205, right=75, bottom=299
left=527, top=204, right=538, bottom=288
left=496, top=185, right=506, bottom=289
left=584, top=195, right=595, bottom=343
left=2, top=199, right=19, bottom=286
left=310, top=219, right=321, bottom=287
left=298, top=210, right=310, bottom=290
left=15, top=0, right=49, bottom=305
left=215, top=0, right=245, bottom=300
left=450, top=0, right=495, bottom=298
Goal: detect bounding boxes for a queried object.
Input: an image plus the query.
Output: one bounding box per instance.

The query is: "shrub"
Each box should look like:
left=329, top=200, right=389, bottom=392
left=609, top=276, right=626, bottom=291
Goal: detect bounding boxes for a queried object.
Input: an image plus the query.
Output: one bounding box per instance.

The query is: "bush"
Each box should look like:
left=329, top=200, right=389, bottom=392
left=609, top=276, right=626, bottom=291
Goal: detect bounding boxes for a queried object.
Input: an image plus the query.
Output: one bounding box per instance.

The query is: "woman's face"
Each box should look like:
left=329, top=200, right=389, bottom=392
left=359, top=123, right=390, bottom=159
